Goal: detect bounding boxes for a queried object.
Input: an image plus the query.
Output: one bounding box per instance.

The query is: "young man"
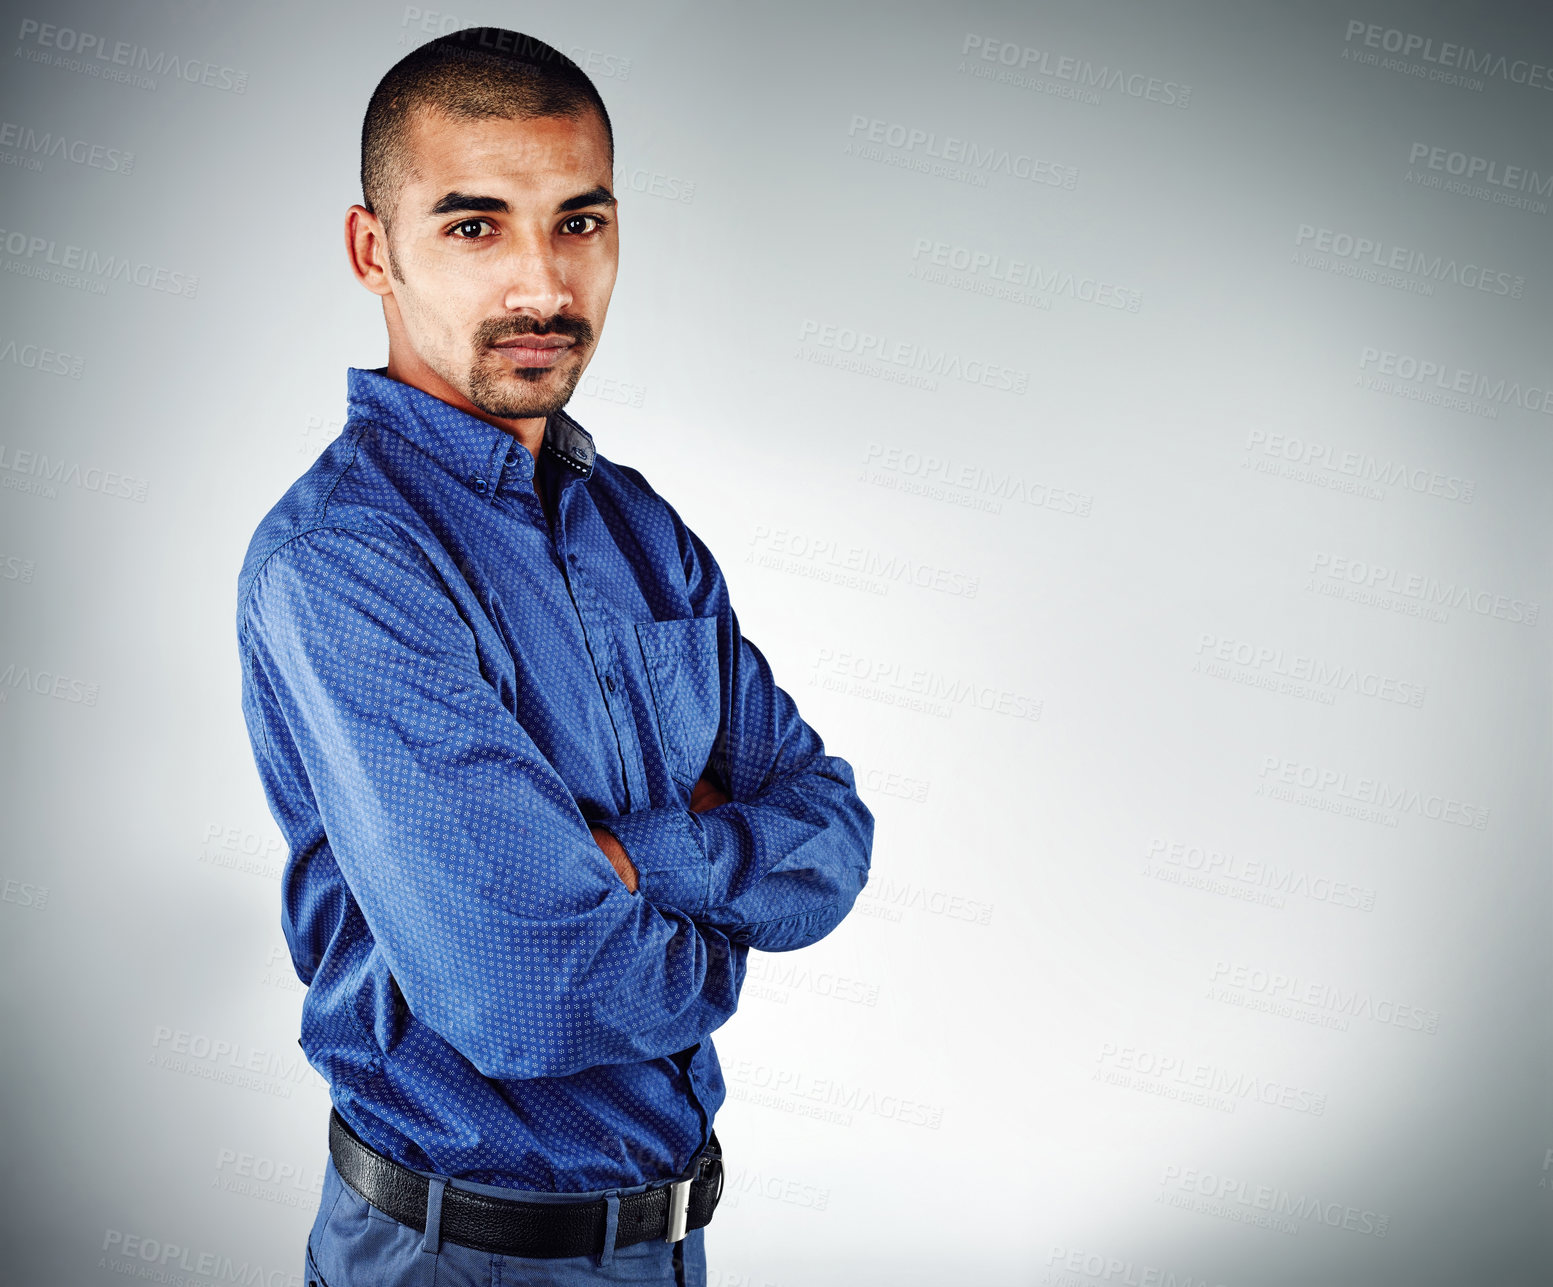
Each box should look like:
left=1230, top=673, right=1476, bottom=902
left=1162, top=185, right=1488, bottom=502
left=234, top=27, right=874, bottom=1286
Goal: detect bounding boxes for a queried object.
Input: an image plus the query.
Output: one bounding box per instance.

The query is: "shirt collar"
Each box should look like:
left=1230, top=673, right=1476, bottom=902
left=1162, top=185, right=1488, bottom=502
left=345, top=367, right=596, bottom=496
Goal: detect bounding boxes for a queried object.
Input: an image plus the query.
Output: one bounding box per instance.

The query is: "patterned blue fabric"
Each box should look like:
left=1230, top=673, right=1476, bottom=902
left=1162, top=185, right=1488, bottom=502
left=236, top=368, right=873, bottom=1193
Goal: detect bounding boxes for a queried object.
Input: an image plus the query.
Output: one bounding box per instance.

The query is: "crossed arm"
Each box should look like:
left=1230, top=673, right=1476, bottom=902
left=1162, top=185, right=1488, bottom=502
left=592, top=773, right=728, bottom=892
left=578, top=484, right=876, bottom=950
left=242, top=514, right=873, bottom=1080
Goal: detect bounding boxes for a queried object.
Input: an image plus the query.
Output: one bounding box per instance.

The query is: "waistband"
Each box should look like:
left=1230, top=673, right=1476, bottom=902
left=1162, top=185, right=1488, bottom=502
left=327, top=1107, right=724, bottom=1260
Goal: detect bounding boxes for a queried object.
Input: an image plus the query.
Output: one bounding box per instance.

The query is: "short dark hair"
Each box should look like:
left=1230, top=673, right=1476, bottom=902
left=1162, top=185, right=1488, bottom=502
left=361, top=27, right=614, bottom=237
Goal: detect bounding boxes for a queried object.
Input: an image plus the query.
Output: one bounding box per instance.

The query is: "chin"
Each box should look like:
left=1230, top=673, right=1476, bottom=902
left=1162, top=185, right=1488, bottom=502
left=469, top=363, right=579, bottom=419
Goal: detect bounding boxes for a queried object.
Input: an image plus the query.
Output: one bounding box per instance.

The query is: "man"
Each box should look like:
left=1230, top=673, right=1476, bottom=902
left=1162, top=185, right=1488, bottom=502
left=234, top=27, right=874, bottom=1287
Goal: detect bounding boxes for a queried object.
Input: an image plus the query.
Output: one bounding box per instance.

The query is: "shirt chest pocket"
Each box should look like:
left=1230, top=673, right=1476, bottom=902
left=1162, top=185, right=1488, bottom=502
left=634, top=615, right=722, bottom=790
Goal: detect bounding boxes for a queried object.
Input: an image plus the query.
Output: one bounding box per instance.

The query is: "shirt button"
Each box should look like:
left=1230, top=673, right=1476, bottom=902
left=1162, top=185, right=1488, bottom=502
left=605, top=674, right=616, bottom=693
left=472, top=477, right=488, bottom=494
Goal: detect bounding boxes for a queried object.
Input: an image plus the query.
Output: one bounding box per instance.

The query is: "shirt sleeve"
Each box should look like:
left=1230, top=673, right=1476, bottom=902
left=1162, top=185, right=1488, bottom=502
left=240, top=521, right=745, bottom=1082
left=599, top=502, right=876, bottom=953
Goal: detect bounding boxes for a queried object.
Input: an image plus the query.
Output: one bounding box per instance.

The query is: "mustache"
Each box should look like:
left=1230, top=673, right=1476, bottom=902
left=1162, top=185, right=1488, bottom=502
left=475, top=314, right=594, bottom=348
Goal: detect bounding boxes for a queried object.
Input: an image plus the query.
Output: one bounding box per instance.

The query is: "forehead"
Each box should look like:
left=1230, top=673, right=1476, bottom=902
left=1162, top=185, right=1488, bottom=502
left=400, top=108, right=611, bottom=204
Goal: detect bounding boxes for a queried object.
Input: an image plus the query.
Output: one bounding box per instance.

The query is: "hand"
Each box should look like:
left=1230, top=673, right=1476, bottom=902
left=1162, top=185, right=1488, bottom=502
left=590, top=826, right=638, bottom=893
left=689, top=772, right=729, bottom=814
left=591, top=775, right=727, bottom=894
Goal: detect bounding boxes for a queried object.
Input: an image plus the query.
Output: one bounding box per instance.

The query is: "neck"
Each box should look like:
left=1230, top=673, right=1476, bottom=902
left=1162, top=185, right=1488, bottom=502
left=383, top=342, right=547, bottom=463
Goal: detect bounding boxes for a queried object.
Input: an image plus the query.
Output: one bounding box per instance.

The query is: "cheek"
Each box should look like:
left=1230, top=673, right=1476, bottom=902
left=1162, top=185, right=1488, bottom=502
left=397, top=272, right=476, bottom=353
left=576, top=273, right=616, bottom=329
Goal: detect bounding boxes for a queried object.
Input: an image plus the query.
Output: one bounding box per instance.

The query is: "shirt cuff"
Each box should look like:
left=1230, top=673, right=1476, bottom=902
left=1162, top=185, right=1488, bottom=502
left=600, top=807, right=709, bottom=915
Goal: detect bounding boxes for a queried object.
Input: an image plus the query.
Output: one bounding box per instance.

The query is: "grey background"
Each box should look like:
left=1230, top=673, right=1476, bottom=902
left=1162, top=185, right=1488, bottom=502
left=0, top=1, right=1548, bottom=1283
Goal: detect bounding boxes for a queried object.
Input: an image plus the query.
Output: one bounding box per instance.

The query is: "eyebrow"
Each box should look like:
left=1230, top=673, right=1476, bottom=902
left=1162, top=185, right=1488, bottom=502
left=427, top=186, right=618, bottom=218
left=428, top=192, right=509, bottom=216
left=558, top=185, right=617, bottom=213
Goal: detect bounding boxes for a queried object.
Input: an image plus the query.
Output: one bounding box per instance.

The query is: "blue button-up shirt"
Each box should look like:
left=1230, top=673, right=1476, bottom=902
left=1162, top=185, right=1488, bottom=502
left=236, top=368, right=874, bottom=1191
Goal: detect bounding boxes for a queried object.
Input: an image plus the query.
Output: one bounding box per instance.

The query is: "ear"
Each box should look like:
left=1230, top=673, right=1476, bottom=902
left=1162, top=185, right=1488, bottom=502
left=346, top=205, right=394, bottom=297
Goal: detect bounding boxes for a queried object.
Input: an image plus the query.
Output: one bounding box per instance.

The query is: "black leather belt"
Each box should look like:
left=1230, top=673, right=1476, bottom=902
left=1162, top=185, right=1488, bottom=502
left=328, top=1108, right=723, bottom=1258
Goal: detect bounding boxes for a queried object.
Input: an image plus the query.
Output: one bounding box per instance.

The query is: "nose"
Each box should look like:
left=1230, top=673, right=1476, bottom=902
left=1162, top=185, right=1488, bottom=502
left=499, top=234, right=572, bottom=320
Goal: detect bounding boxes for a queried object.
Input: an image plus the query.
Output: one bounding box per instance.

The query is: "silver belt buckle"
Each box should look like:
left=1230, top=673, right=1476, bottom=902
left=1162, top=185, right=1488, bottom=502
left=663, top=1176, right=693, bottom=1243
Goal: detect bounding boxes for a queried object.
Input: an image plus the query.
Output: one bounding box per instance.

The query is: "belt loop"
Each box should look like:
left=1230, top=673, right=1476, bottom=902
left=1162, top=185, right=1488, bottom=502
left=421, top=1176, right=446, bottom=1255
left=595, top=1191, right=621, bottom=1269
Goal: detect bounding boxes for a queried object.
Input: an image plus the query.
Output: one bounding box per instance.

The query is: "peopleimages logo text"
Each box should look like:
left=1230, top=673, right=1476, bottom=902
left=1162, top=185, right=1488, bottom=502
left=1258, top=755, right=1490, bottom=830
left=15, top=19, right=249, bottom=93
left=961, top=34, right=1191, bottom=107
left=1209, top=960, right=1440, bottom=1033
left=1161, top=1164, right=1390, bottom=1237
left=1296, top=224, right=1523, bottom=296
left=1194, top=633, right=1426, bottom=707
left=1358, top=348, right=1553, bottom=416
left=846, top=114, right=1079, bottom=188
left=798, top=319, right=1028, bottom=393
left=0, top=444, right=150, bottom=502
left=911, top=237, right=1142, bottom=311
left=1346, top=20, right=1553, bottom=90
left=0, top=226, right=198, bottom=298
left=1408, top=143, right=1553, bottom=197
left=0, top=121, right=133, bottom=173
left=1245, top=429, right=1475, bottom=504
left=1310, top=550, right=1539, bottom=625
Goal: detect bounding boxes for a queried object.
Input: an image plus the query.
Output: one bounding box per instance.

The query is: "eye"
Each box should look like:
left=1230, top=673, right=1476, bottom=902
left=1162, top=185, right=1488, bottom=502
left=447, top=218, right=495, bottom=240
left=561, top=213, right=609, bottom=236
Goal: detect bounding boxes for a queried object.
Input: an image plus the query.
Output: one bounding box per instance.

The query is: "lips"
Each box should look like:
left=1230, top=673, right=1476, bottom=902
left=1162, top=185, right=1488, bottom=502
left=491, top=335, right=575, bottom=368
